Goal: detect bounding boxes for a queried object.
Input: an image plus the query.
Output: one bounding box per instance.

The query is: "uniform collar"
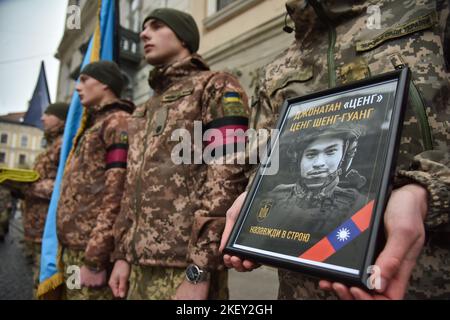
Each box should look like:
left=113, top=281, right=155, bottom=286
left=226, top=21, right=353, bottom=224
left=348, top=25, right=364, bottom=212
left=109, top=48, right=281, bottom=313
left=295, top=174, right=340, bottom=201
left=148, top=54, right=210, bottom=94
left=87, top=100, right=135, bottom=124
left=91, top=99, right=121, bottom=114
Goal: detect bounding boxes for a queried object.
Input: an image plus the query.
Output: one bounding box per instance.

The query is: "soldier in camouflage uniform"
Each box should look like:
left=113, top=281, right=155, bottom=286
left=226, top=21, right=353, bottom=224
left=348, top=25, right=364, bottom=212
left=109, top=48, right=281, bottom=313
left=222, top=0, right=449, bottom=300
left=57, top=61, right=134, bottom=300
left=20, top=102, right=69, bottom=295
left=252, top=123, right=368, bottom=259
left=109, top=8, right=249, bottom=300
left=0, top=186, right=12, bottom=242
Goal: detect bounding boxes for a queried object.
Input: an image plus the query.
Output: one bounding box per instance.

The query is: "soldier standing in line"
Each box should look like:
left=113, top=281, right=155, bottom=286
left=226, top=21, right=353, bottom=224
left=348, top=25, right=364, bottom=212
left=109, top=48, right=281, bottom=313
left=21, top=102, right=69, bottom=295
left=57, top=61, right=135, bottom=300
left=0, top=186, right=12, bottom=242
left=109, top=8, right=250, bottom=300
left=221, top=0, right=449, bottom=300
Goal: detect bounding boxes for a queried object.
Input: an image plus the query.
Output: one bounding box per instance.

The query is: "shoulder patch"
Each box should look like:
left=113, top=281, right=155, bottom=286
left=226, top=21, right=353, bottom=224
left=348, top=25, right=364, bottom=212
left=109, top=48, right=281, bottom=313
left=222, top=92, right=246, bottom=117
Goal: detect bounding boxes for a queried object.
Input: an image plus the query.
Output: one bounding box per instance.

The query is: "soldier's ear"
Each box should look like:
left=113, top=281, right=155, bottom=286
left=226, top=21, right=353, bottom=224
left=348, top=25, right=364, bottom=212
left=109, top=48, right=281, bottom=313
left=181, top=41, right=189, bottom=50
left=101, top=83, right=109, bottom=92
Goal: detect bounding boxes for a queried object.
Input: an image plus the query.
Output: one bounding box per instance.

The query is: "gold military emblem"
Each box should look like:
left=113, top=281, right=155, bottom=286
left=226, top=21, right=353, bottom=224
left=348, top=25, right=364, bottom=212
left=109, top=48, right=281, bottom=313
left=257, top=200, right=273, bottom=222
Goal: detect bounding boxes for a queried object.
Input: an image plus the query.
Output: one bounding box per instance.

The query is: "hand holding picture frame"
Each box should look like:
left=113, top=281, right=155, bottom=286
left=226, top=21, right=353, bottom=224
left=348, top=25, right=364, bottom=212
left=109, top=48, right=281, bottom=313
left=224, top=68, right=411, bottom=288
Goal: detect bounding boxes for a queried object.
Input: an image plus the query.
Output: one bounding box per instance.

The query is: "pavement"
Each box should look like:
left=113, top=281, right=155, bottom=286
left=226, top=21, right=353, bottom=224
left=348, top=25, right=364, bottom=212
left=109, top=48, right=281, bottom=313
left=0, top=211, right=33, bottom=300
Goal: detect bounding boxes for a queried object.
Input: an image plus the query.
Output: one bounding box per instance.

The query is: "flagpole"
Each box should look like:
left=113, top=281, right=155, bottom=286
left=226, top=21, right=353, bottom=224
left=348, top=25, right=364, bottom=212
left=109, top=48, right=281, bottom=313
left=114, top=0, right=120, bottom=64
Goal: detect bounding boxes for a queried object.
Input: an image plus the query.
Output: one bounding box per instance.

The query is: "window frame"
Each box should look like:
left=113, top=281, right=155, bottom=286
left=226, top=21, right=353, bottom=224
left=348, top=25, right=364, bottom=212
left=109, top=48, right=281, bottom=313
left=204, top=0, right=262, bottom=30
left=217, top=0, right=238, bottom=11
left=126, top=0, right=141, bottom=33
left=19, top=154, right=26, bottom=165
left=21, top=135, right=28, bottom=148
left=0, top=133, right=8, bottom=144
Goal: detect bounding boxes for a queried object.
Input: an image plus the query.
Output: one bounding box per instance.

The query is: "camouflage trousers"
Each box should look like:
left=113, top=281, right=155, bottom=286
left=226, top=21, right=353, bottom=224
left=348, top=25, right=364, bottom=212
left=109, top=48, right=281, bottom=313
left=0, top=209, right=9, bottom=240
left=62, top=248, right=113, bottom=300
left=24, top=241, right=41, bottom=299
left=127, top=265, right=229, bottom=300
left=277, top=269, right=337, bottom=300
left=405, top=241, right=450, bottom=299
left=277, top=242, right=450, bottom=300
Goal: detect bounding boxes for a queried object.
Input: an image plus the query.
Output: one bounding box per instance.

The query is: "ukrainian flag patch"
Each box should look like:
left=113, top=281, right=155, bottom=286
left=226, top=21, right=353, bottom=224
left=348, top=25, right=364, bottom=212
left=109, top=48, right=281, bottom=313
left=223, top=92, right=246, bottom=116
left=223, top=92, right=242, bottom=103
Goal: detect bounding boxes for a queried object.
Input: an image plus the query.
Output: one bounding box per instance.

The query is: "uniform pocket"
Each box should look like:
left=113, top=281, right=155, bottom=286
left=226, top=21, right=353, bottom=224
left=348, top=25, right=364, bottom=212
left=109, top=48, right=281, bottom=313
left=161, top=88, right=194, bottom=103
left=338, top=57, right=371, bottom=84
left=268, top=65, right=314, bottom=98
left=155, top=88, right=195, bottom=135
left=367, top=51, right=435, bottom=151
left=352, top=7, right=440, bottom=152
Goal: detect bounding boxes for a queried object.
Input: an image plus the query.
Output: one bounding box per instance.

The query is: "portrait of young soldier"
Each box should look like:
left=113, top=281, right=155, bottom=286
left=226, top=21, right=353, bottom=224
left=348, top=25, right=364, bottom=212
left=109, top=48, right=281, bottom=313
left=280, top=125, right=365, bottom=226
left=20, top=102, right=69, bottom=295
left=221, top=0, right=450, bottom=300
left=57, top=61, right=135, bottom=300
left=241, top=123, right=368, bottom=265
left=109, top=8, right=249, bottom=300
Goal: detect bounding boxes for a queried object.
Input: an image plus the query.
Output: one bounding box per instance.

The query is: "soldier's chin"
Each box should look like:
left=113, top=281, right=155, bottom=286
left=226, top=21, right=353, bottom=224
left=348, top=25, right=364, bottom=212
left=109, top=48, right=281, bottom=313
left=145, top=53, right=164, bottom=66
left=303, top=177, right=326, bottom=189
left=80, top=97, right=90, bottom=106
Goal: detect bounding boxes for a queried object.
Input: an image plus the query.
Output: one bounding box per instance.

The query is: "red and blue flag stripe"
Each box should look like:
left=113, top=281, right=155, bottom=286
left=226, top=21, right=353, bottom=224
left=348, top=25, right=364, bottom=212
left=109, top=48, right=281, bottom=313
left=299, top=200, right=374, bottom=262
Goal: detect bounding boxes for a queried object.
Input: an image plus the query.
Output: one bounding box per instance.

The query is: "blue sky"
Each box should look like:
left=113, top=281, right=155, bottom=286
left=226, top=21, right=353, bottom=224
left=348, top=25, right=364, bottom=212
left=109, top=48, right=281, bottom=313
left=0, top=0, right=67, bottom=115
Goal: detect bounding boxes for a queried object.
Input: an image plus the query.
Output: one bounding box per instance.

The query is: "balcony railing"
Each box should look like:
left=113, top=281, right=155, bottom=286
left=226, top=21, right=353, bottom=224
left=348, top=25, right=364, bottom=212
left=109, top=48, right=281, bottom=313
left=70, top=26, right=141, bottom=80
left=119, top=26, right=141, bottom=66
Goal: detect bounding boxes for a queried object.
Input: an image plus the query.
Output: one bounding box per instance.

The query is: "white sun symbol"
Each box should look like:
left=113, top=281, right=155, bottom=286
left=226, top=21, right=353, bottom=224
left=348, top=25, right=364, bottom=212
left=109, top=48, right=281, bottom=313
left=336, top=228, right=351, bottom=242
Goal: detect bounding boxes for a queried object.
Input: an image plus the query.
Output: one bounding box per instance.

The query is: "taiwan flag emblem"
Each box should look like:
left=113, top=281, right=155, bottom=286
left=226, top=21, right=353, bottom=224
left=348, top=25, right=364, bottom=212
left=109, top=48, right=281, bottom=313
left=299, top=200, right=374, bottom=262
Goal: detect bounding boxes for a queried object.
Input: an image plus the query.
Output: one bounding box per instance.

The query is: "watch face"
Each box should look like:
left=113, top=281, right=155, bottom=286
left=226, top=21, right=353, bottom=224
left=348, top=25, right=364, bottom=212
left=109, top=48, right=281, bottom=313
left=186, top=265, right=200, bottom=282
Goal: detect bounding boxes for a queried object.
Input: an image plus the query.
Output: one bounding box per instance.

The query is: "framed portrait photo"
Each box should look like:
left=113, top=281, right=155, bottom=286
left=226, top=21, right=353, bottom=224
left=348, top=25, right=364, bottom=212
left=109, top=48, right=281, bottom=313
left=224, top=68, right=411, bottom=288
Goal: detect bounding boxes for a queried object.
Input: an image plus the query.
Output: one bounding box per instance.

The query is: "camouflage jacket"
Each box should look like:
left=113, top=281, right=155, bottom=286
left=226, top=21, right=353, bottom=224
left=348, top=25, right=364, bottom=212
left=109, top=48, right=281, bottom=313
left=22, top=123, right=64, bottom=243
left=113, top=54, right=249, bottom=271
left=57, top=100, right=134, bottom=269
left=251, top=0, right=449, bottom=232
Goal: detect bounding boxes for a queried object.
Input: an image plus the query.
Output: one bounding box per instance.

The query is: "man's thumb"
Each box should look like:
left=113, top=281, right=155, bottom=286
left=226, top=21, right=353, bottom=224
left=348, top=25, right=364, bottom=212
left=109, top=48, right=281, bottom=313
left=119, top=277, right=128, bottom=298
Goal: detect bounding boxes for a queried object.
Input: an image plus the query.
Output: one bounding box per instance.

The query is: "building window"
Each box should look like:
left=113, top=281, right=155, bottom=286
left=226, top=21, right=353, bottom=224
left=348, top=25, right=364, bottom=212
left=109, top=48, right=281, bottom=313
left=127, top=0, right=141, bottom=33
left=205, top=0, right=261, bottom=29
left=41, top=137, right=47, bottom=148
left=1, top=133, right=7, bottom=144
left=217, top=0, right=237, bottom=10
left=0, top=152, right=5, bottom=163
left=19, top=154, right=26, bottom=165
left=21, top=135, right=28, bottom=148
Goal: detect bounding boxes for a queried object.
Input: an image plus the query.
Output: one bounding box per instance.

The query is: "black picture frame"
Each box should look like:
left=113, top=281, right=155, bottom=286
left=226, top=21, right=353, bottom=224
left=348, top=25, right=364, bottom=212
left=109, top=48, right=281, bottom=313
left=224, top=68, right=411, bottom=288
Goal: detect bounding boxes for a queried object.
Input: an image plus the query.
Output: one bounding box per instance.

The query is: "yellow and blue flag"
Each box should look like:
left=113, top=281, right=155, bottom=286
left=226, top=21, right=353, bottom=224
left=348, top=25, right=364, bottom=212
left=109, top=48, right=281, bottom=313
left=37, top=0, right=118, bottom=299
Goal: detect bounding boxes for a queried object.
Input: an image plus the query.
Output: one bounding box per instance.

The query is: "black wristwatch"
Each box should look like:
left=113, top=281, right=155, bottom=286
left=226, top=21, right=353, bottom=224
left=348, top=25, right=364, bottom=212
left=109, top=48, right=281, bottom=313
left=185, top=264, right=210, bottom=284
